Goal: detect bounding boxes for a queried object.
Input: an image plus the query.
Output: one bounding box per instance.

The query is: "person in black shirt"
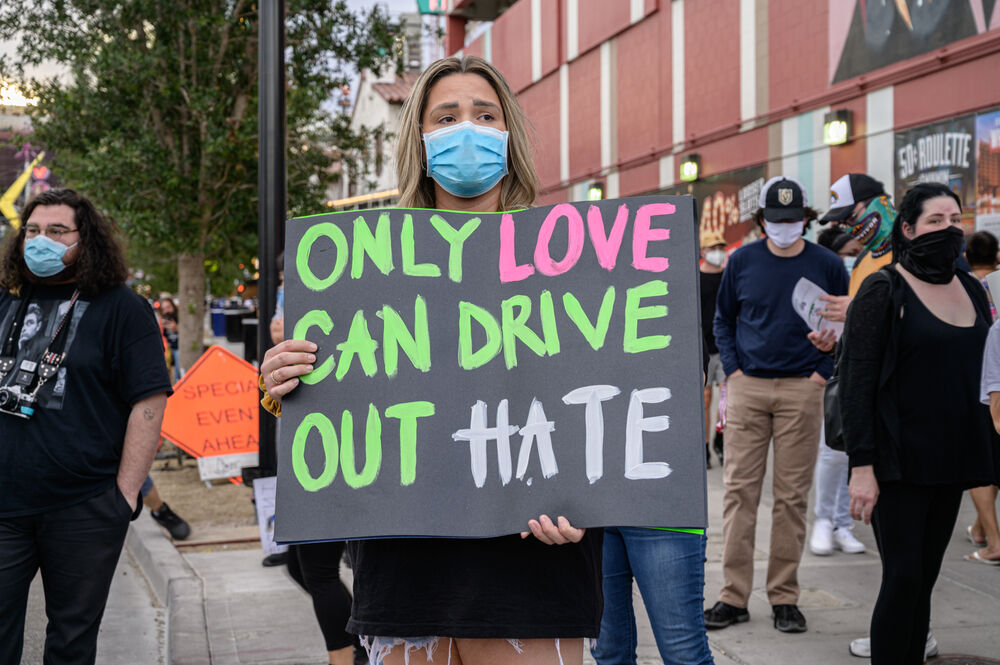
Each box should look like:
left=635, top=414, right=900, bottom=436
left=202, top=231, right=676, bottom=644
left=843, top=183, right=998, bottom=664
left=260, top=56, right=603, bottom=665
left=700, top=231, right=726, bottom=467
left=0, top=189, right=172, bottom=665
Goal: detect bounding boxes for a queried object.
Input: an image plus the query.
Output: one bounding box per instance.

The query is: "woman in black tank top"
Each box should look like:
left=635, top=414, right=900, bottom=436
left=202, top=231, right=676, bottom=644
left=841, top=184, right=997, bottom=665
left=841, top=183, right=998, bottom=665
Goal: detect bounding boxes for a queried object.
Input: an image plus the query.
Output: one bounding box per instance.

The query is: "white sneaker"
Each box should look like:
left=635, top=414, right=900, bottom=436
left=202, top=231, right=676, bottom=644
left=848, top=631, right=938, bottom=658
left=834, top=526, right=866, bottom=554
left=926, top=632, right=939, bottom=658
left=849, top=636, right=870, bottom=658
left=810, top=518, right=834, bottom=555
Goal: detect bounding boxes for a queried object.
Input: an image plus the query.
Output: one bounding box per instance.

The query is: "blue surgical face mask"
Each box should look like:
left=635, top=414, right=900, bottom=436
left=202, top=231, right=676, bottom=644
left=23, top=235, right=76, bottom=278
left=842, top=255, right=857, bottom=273
left=423, top=121, right=509, bottom=198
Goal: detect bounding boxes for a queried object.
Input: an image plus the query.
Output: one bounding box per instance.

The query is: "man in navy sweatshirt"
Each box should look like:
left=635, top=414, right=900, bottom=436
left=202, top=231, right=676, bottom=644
left=704, top=176, right=849, bottom=635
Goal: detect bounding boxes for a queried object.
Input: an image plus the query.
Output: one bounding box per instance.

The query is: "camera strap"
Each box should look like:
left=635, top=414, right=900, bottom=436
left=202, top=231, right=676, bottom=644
left=33, top=289, right=82, bottom=386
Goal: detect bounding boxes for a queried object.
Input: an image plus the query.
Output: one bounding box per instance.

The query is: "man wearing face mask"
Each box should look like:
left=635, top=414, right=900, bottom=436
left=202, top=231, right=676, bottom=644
left=706, top=176, right=848, bottom=635
left=701, top=231, right=727, bottom=468
left=0, top=189, right=172, bottom=665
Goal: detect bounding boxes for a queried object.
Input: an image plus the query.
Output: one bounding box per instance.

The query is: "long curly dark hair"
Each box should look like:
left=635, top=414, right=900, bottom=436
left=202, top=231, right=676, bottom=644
left=0, top=189, right=128, bottom=296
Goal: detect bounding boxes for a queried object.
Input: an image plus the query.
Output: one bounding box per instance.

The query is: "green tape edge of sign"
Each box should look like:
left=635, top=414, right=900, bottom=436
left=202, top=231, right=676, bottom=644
left=291, top=206, right=529, bottom=221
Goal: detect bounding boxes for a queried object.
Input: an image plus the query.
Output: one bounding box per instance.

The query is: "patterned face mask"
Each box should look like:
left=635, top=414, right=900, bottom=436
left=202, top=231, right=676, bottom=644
left=845, top=195, right=895, bottom=258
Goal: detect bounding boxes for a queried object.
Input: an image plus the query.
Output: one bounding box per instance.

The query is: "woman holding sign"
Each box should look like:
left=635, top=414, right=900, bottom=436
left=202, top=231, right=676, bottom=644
left=261, top=56, right=603, bottom=665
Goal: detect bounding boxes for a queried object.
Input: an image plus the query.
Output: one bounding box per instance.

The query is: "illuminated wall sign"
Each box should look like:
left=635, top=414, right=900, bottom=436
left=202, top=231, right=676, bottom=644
left=823, top=109, right=853, bottom=146
left=679, top=154, right=700, bottom=182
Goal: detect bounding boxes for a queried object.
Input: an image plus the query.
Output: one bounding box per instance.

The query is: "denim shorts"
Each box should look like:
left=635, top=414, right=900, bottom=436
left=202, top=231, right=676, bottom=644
left=361, top=636, right=569, bottom=665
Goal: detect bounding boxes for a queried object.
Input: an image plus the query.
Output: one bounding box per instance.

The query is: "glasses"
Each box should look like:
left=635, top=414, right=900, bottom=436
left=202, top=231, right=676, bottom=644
left=24, top=225, right=78, bottom=241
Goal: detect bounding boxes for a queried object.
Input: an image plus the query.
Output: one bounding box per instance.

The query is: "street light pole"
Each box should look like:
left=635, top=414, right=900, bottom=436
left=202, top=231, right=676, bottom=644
left=254, top=0, right=285, bottom=479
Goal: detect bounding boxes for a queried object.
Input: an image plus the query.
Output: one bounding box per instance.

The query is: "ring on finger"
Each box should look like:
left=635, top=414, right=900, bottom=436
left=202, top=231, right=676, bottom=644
left=271, top=369, right=280, bottom=385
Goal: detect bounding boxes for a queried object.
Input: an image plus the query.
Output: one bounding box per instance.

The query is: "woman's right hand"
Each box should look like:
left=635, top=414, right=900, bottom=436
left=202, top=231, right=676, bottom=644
left=849, top=465, right=879, bottom=524
left=260, top=339, right=318, bottom=400
left=521, top=515, right=585, bottom=545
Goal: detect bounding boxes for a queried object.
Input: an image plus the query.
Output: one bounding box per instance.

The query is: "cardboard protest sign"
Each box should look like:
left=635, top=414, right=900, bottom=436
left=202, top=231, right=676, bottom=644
left=253, top=476, right=288, bottom=556
left=160, top=345, right=259, bottom=480
left=275, top=196, right=706, bottom=541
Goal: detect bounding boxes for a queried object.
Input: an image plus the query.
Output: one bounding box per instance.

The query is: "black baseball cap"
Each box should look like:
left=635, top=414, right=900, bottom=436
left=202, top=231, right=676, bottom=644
left=759, top=176, right=807, bottom=222
left=821, top=173, right=886, bottom=222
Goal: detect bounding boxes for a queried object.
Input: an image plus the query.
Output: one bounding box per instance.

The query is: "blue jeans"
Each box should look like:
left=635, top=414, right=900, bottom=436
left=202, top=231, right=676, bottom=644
left=591, top=528, right=714, bottom=665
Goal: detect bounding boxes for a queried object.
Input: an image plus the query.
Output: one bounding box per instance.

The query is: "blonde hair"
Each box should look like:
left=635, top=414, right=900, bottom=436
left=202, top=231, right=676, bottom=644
left=395, top=56, right=537, bottom=211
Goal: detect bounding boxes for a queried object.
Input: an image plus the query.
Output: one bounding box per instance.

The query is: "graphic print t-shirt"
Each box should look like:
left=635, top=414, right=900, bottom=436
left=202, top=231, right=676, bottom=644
left=0, top=284, right=172, bottom=517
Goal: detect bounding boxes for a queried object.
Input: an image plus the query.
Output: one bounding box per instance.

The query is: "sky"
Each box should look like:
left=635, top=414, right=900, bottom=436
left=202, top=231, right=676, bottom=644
left=353, top=0, right=419, bottom=17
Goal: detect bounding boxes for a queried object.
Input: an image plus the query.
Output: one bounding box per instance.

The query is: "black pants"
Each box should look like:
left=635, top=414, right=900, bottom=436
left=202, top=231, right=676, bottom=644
left=286, top=541, right=355, bottom=651
left=870, top=482, right=962, bottom=665
left=0, top=483, right=132, bottom=665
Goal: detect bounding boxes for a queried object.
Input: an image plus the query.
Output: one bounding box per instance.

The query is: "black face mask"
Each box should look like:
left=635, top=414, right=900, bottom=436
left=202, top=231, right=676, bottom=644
left=898, top=225, right=964, bottom=284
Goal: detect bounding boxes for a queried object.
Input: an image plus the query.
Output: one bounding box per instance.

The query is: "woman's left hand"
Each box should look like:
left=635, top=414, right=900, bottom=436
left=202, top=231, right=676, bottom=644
left=521, top=515, right=585, bottom=544
left=849, top=465, right=879, bottom=524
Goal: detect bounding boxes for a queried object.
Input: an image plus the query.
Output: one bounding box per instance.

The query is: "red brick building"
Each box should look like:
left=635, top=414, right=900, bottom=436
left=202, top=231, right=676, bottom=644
left=441, top=0, right=1000, bottom=242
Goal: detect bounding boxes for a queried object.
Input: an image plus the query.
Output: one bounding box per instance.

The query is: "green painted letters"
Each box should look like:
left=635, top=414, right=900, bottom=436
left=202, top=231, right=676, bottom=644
left=539, top=290, right=561, bottom=356
left=563, top=287, right=616, bottom=350
left=401, top=214, right=441, bottom=277
left=624, top=280, right=671, bottom=353
left=297, top=223, right=348, bottom=291
left=429, top=214, right=480, bottom=283
left=351, top=213, right=394, bottom=279
left=458, top=301, right=502, bottom=370
left=385, top=401, right=435, bottom=486
left=335, top=310, right=379, bottom=381
left=501, top=295, right=547, bottom=369
left=292, top=310, right=335, bottom=384
left=378, top=297, right=431, bottom=377
left=292, top=413, right=339, bottom=491
left=339, top=406, right=383, bottom=489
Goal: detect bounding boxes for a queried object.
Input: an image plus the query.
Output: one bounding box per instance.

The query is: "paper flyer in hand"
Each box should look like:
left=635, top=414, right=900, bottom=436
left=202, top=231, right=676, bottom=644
left=792, top=277, right=843, bottom=339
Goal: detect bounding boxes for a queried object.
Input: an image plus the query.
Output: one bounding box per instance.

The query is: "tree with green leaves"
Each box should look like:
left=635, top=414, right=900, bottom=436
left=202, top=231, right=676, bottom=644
left=0, top=0, right=400, bottom=368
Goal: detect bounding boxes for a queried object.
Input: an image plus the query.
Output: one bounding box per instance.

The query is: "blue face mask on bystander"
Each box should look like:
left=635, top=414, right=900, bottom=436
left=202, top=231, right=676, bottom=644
left=23, top=235, right=76, bottom=278
left=423, top=120, right=509, bottom=198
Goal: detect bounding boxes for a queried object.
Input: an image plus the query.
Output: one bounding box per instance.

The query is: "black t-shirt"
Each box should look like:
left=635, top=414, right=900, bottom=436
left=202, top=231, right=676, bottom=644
left=0, top=284, right=173, bottom=517
left=699, top=270, right=723, bottom=355
left=346, top=530, right=604, bottom=638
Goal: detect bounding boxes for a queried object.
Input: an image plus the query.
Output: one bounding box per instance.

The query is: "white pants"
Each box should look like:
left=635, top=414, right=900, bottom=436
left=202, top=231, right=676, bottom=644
left=813, top=428, right=851, bottom=529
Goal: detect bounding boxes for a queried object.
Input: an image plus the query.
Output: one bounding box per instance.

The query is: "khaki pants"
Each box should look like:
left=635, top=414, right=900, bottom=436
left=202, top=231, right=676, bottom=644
left=719, top=374, right=823, bottom=607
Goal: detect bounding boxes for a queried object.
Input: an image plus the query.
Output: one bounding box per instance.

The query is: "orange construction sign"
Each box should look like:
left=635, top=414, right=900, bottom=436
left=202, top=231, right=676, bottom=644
left=161, top=345, right=260, bottom=462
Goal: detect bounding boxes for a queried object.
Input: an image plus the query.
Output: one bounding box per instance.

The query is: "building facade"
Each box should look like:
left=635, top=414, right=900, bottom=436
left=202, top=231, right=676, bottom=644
left=437, top=0, right=1000, bottom=243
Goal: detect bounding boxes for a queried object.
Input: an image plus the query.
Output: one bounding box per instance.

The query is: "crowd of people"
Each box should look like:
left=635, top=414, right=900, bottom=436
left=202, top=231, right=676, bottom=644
left=2, top=54, right=999, bottom=665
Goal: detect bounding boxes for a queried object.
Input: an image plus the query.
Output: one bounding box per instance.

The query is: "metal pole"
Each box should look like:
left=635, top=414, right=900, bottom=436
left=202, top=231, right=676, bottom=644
left=253, top=0, right=285, bottom=479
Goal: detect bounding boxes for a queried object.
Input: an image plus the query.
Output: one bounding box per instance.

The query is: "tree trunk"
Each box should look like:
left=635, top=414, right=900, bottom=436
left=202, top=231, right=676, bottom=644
left=177, top=252, right=207, bottom=371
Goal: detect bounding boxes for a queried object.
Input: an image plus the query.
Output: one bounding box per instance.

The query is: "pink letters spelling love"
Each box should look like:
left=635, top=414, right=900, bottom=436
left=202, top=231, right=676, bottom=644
left=498, top=202, right=675, bottom=283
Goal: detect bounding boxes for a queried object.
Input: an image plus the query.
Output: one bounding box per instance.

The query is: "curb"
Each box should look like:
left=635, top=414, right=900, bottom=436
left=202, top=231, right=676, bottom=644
left=126, top=516, right=212, bottom=665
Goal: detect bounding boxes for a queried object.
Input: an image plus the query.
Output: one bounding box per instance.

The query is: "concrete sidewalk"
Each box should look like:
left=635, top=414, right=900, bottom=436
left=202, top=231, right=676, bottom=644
left=21, top=437, right=1000, bottom=663
left=104, top=458, right=1000, bottom=664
